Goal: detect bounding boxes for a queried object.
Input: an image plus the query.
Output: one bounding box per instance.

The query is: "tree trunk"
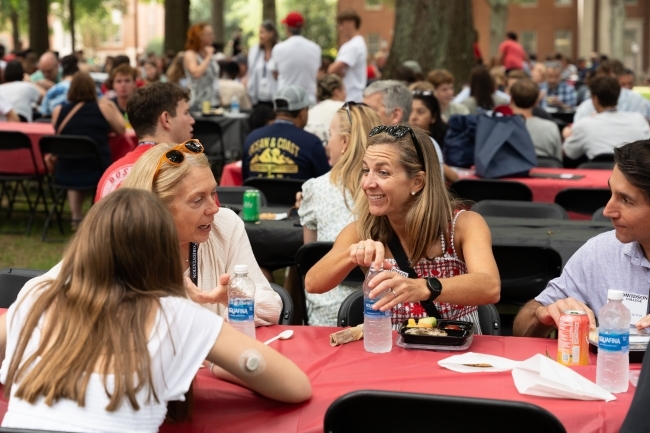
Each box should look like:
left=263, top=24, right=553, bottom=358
left=28, top=0, right=49, bottom=55
left=384, top=0, right=474, bottom=93
left=69, top=0, right=75, bottom=52
left=262, top=0, right=276, bottom=24
left=164, top=0, right=190, bottom=53
left=609, top=0, right=625, bottom=60
left=211, top=0, right=225, bottom=44
left=10, top=9, right=20, bottom=51
left=487, top=0, right=509, bottom=60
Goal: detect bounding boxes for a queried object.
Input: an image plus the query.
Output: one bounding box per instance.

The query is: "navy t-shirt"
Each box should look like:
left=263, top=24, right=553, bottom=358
left=242, top=121, right=330, bottom=181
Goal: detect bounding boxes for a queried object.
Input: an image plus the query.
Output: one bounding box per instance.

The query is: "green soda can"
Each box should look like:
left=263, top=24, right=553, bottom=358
left=242, top=190, right=260, bottom=222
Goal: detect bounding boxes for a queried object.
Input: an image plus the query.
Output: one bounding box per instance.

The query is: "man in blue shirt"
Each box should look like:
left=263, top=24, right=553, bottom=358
left=539, top=62, right=577, bottom=110
left=242, top=85, right=329, bottom=180
left=514, top=139, right=650, bottom=337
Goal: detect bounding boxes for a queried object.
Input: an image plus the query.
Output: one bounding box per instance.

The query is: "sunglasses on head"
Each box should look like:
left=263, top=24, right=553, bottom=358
left=153, top=140, right=204, bottom=180
left=343, top=101, right=369, bottom=124
left=412, top=90, right=434, bottom=97
left=368, top=125, right=426, bottom=171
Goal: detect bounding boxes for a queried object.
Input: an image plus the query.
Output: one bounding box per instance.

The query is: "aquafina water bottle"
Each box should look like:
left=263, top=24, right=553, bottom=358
left=596, top=289, right=630, bottom=393
left=228, top=264, right=256, bottom=339
left=363, top=266, right=392, bottom=353
left=230, top=94, right=240, bottom=114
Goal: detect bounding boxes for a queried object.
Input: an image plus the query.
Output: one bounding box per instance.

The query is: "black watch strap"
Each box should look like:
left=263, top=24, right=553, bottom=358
left=425, top=277, right=442, bottom=303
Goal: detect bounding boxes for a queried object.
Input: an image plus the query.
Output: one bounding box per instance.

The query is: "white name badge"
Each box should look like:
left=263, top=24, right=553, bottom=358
left=622, top=292, right=649, bottom=325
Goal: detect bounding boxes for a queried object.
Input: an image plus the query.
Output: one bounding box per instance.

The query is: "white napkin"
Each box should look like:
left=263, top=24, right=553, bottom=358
left=512, top=354, right=616, bottom=402
left=438, top=352, right=518, bottom=373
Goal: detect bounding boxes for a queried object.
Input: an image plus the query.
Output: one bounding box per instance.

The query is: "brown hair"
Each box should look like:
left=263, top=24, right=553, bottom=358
left=336, top=9, right=361, bottom=29
left=5, top=188, right=185, bottom=412
left=614, top=139, right=650, bottom=204
left=106, top=63, right=138, bottom=90
left=427, top=69, right=454, bottom=89
left=185, top=23, right=208, bottom=52
left=596, top=59, right=625, bottom=77
left=408, top=81, right=435, bottom=92
left=589, top=75, right=620, bottom=107
left=506, top=69, right=528, bottom=80
left=510, top=78, right=540, bottom=109
left=355, top=125, right=458, bottom=265
left=127, top=83, right=190, bottom=138
left=317, top=74, right=344, bottom=101
left=67, top=72, right=98, bottom=103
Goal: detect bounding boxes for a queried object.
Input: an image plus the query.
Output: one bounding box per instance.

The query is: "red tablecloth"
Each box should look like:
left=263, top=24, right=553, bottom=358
left=220, top=160, right=243, bottom=186
left=0, top=122, right=137, bottom=175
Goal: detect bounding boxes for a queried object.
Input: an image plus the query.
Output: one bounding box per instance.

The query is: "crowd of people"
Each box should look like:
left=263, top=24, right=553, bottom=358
left=2, top=9, right=650, bottom=431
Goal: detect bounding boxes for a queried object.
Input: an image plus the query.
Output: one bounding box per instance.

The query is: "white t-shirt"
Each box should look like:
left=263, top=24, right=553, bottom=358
left=269, top=36, right=321, bottom=104
left=429, top=136, right=445, bottom=178
left=0, top=82, right=41, bottom=122
left=0, top=92, right=13, bottom=120
left=1, top=264, right=223, bottom=433
left=335, top=35, right=367, bottom=103
left=563, top=110, right=650, bottom=160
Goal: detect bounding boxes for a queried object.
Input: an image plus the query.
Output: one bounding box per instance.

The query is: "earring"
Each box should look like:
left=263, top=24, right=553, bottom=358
left=411, top=191, right=416, bottom=196
left=341, top=149, right=345, bottom=154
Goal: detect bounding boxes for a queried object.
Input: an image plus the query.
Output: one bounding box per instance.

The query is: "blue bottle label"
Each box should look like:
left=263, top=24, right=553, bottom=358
left=364, top=297, right=391, bottom=317
left=598, top=332, right=629, bottom=352
left=228, top=299, right=254, bottom=322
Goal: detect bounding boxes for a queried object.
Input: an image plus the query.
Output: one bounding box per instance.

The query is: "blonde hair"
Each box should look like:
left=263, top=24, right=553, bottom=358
left=408, top=81, right=435, bottom=92
left=5, top=188, right=185, bottom=411
left=355, top=125, right=457, bottom=265
left=122, top=142, right=210, bottom=206
left=329, top=105, right=381, bottom=205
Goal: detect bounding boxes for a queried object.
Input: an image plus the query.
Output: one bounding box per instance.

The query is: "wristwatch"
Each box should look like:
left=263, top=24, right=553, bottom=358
left=424, top=277, right=442, bottom=303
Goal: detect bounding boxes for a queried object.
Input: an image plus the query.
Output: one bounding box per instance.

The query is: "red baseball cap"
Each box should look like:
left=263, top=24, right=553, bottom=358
left=282, top=11, right=305, bottom=28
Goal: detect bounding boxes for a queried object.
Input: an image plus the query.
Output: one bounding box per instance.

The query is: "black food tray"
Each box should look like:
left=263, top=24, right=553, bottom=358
left=398, top=320, right=474, bottom=346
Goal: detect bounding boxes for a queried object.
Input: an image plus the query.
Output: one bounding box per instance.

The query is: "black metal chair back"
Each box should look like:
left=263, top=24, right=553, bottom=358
left=336, top=290, right=364, bottom=327
left=270, top=283, right=294, bottom=325
left=592, top=206, right=610, bottom=222
left=477, top=303, right=501, bottom=336
left=193, top=119, right=225, bottom=178
left=0, top=268, right=46, bottom=308
left=536, top=157, right=563, bottom=168
left=243, top=177, right=305, bottom=206
left=324, top=390, right=567, bottom=433
left=471, top=200, right=568, bottom=220
left=577, top=161, right=614, bottom=170
left=554, top=188, right=611, bottom=216
left=216, top=186, right=268, bottom=206
left=450, top=179, right=533, bottom=202
left=591, top=153, right=614, bottom=162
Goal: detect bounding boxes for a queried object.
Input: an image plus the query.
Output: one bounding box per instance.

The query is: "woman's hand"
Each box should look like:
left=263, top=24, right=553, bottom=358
left=349, top=239, right=386, bottom=270
left=366, top=264, right=429, bottom=312
left=184, top=274, right=230, bottom=305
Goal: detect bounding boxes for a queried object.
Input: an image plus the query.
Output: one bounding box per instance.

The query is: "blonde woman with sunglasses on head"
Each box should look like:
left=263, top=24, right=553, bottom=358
left=122, top=141, right=282, bottom=326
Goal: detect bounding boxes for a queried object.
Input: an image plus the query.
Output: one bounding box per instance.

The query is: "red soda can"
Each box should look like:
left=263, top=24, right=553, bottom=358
left=557, top=310, right=590, bottom=366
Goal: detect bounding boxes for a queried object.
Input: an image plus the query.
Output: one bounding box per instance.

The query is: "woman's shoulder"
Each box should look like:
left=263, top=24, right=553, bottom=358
left=212, top=207, right=243, bottom=232
left=302, top=173, right=332, bottom=192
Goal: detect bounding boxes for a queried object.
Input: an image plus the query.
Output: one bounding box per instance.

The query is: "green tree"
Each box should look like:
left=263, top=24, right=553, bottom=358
left=280, top=0, right=336, bottom=50
left=0, top=0, right=27, bottom=50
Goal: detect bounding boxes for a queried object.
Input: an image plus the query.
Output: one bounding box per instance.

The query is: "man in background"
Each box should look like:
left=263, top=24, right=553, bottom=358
left=328, top=9, right=367, bottom=103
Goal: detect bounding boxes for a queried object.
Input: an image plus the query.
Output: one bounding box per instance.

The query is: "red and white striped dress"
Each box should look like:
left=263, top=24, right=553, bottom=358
left=386, top=210, right=483, bottom=334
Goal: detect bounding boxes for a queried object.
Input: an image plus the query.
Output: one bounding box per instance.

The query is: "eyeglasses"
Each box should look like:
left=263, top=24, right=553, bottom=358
left=412, top=90, right=434, bottom=97
left=343, top=101, right=368, bottom=124
left=368, top=125, right=426, bottom=171
left=153, top=140, right=204, bottom=180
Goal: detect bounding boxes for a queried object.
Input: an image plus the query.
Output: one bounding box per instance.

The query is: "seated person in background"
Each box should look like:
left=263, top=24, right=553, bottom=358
left=0, top=188, right=311, bottom=432
left=563, top=76, right=650, bottom=161
left=0, top=60, right=44, bottom=122
left=530, top=62, right=547, bottom=85
left=123, top=143, right=282, bottom=324
left=539, top=62, right=577, bottom=110
left=0, top=92, right=20, bottom=122
left=29, top=51, right=61, bottom=91
left=306, top=125, right=500, bottom=332
left=460, top=65, right=509, bottom=114
left=510, top=78, right=562, bottom=161
left=505, top=69, right=552, bottom=120
left=299, top=103, right=381, bottom=326
left=106, top=63, right=138, bottom=116
left=426, top=69, right=470, bottom=122
left=574, top=60, right=650, bottom=123
left=513, top=140, right=650, bottom=337
left=40, top=54, right=79, bottom=117
left=248, top=104, right=276, bottom=132
left=242, top=85, right=330, bottom=181
left=304, top=73, right=346, bottom=144
left=218, top=60, right=252, bottom=110
left=618, top=68, right=635, bottom=90
left=96, top=82, right=195, bottom=201
left=52, top=72, right=125, bottom=229
left=143, top=60, right=161, bottom=84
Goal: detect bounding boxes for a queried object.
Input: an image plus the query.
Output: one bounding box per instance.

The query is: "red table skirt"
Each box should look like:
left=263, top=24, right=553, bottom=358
left=220, top=160, right=243, bottom=186
left=0, top=122, right=137, bottom=175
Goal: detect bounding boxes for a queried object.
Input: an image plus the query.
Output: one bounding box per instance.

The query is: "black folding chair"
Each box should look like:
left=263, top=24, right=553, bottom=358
left=193, top=119, right=225, bottom=180
left=0, top=268, right=46, bottom=308
left=243, top=177, right=305, bottom=207
left=0, top=131, right=48, bottom=235
left=39, top=135, right=103, bottom=241
left=216, top=186, right=268, bottom=206
left=577, top=161, right=614, bottom=170
left=336, top=289, right=364, bottom=327
left=295, top=242, right=365, bottom=325
left=536, top=156, right=563, bottom=168
left=471, top=200, right=568, bottom=219
left=324, top=390, right=566, bottom=433
left=591, top=153, right=614, bottom=162
left=477, top=303, right=501, bottom=336
left=592, top=206, right=610, bottom=222
left=270, top=282, right=293, bottom=325
left=450, top=179, right=533, bottom=202
left=554, top=188, right=611, bottom=216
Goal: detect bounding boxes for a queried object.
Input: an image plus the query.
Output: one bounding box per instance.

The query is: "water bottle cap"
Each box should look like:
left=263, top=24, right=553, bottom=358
left=607, top=289, right=624, bottom=301
left=234, top=264, right=248, bottom=274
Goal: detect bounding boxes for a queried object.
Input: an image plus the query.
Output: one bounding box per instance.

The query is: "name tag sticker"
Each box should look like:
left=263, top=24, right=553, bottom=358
left=622, top=292, right=648, bottom=325
left=389, top=268, right=409, bottom=278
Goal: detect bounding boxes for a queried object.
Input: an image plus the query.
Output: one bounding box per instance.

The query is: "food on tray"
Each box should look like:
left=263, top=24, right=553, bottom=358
left=444, top=325, right=462, bottom=331
left=404, top=327, right=447, bottom=337
left=406, top=317, right=438, bottom=328
left=259, top=213, right=277, bottom=220
left=406, top=319, right=417, bottom=328
left=462, top=363, right=493, bottom=368
left=418, top=317, right=437, bottom=327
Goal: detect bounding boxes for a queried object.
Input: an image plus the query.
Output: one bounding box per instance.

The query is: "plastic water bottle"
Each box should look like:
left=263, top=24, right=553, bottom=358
left=228, top=264, right=256, bottom=339
left=596, top=289, right=630, bottom=393
left=230, top=94, right=240, bottom=114
left=363, top=266, right=392, bottom=353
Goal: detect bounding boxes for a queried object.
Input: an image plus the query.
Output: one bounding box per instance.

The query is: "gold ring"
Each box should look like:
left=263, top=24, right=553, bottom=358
left=392, top=291, right=398, bottom=299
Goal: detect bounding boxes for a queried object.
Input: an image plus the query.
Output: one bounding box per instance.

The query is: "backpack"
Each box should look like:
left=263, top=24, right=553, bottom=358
left=443, top=114, right=478, bottom=168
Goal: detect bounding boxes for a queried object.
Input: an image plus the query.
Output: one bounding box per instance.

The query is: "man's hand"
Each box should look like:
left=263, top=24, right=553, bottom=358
left=535, top=297, right=596, bottom=330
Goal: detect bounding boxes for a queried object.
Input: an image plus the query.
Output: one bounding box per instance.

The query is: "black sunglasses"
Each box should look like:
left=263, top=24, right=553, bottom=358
left=368, top=125, right=426, bottom=171
left=412, top=90, right=434, bottom=97
left=154, top=140, right=204, bottom=179
left=343, top=101, right=368, bottom=123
